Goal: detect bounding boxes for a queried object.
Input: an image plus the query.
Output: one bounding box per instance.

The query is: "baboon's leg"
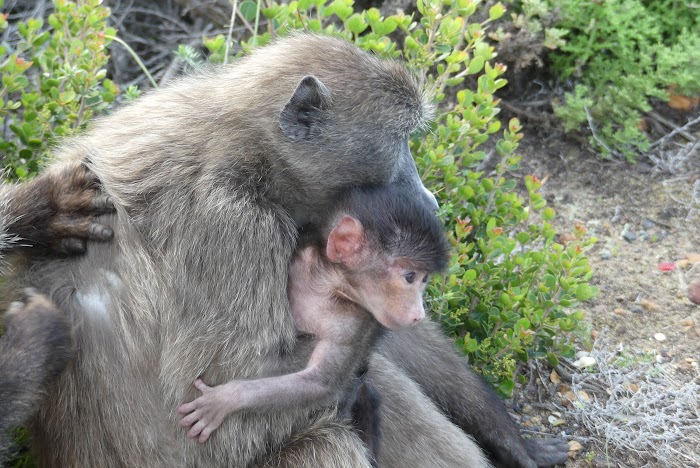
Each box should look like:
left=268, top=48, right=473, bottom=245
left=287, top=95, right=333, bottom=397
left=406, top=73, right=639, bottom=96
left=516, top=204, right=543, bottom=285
left=251, top=410, right=373, bottom=468
left=378, top=320, right=567, bottom=468
left=368, top=353, right=492, bottom=468
left=0, top=290, right=73, bottom=461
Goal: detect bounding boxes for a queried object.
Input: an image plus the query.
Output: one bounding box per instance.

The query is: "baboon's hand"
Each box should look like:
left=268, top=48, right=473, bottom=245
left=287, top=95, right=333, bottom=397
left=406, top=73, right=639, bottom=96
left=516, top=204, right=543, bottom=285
left=525, top=437, right=570, bottom=467
left=4, top=163, right=115, bottom=255
left=177, top=379, right=238, bottom=444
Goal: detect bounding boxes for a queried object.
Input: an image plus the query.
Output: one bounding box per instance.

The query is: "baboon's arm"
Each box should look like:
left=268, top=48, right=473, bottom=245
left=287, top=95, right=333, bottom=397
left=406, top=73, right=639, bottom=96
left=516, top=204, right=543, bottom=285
left=0, top=162, right=114, bottom=257
left=378, top=320, right=569, bottom=468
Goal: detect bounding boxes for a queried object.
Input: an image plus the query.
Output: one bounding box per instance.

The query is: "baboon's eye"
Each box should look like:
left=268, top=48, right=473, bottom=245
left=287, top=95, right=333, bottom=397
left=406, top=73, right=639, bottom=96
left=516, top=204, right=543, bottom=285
left=404, top=272, right=416, bottom=284
left=422, top=275, right=429, bottom=284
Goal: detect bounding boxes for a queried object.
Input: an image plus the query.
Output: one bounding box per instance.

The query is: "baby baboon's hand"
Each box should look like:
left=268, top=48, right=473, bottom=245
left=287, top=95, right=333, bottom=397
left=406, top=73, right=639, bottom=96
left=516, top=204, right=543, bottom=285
left=177, top=379, right=240, bottom=444
left=4, top=162, right=115, bottom=255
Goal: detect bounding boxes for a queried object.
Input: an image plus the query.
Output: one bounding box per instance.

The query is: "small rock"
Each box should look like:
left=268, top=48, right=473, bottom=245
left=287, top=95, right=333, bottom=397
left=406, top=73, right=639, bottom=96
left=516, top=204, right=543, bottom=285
left=576, top=351, right=591, bottom=358
left=614, top=308, right=630, bottom=315
left=600, top=250, right=611, bottom=260
left=573, top=356, right=596, bottom=368
left=688, top=279, right=700, bottom=304
left=631, top=305, right=644, bottom=314
left=591, top=329, right=600, bottom=340
left=615, top=295, right=625, bottom=302
left=640, top=299, right=661, bottom=312
left=568, top=441, right=583, bottom=452
left=641, top=219, right=655, bottom=229
left=654, top=333, right=667, bottom=342
left=521, top=404, right=533, bottom=414
left=621, top=224, right=637, bottom=242
left=686, top=253, right=700, bottom=265
left=678, top=259, right=690, bottom=269
left=639, top=232, right=650, bottom=241
left=610, top=205, right=623, bottom=224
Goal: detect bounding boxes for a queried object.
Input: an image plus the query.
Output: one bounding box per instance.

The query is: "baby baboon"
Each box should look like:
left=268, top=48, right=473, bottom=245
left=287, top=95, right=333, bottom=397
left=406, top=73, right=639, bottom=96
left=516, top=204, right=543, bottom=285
left=177, top=185, right=449, bottom=458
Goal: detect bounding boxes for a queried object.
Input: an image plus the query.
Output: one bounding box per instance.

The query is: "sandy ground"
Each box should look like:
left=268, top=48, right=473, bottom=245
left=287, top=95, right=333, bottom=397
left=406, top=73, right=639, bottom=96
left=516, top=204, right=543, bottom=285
left=504, top=135, right=700, bottom=467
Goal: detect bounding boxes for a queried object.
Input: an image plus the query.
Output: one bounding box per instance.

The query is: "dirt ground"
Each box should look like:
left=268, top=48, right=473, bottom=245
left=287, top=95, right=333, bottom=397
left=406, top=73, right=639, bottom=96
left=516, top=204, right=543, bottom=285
left=504, top=134, right=700, bottom=467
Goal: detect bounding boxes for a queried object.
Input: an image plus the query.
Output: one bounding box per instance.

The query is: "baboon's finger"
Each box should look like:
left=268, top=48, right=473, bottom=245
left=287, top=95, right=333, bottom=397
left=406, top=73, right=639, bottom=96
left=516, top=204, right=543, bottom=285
left=90, top=194, right=115, bottom=213
left=53, top=238, right=87, bottom=255
left=87, top=222, right=114, bottom=241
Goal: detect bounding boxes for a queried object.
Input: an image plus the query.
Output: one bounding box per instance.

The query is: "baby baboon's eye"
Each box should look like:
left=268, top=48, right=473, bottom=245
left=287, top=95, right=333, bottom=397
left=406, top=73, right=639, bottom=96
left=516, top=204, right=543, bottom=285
left=404, top=272, right=416, bottom=284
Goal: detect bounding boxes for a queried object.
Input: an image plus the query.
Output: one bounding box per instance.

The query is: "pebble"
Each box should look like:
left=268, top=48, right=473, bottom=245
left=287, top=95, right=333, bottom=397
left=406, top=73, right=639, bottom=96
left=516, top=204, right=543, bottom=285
left=639, top=298, right=661, bottom=312
left=573, top=356, right=596, bottom=368
left=654, top=333, right=667, bottom=342
left=568, top=441, right=583, bottom=452
left=688, top=279, right=700, bottom=304
left=621, top=224, right=637, bottom=242
left=641, top=219, right=655, bottom=229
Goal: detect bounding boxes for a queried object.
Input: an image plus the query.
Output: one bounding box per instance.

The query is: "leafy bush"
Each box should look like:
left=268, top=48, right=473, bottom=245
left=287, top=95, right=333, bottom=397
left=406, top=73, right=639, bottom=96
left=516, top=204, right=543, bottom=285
left=201, top=0, right=596, bottom=394
left=0, top=0, right=124, bottom=180
left=550, top=0, right=699, bottom=160
left=487, top=0, right=699, bottom=161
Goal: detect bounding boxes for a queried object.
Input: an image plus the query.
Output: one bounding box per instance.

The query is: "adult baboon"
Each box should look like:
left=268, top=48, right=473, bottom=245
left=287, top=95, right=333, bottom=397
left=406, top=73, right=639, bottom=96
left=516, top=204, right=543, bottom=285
left=8, top=33, right=489, bottom=467
left=0, top=165, right=114, bottom=461
left=5, top=34, right=566, bottom=468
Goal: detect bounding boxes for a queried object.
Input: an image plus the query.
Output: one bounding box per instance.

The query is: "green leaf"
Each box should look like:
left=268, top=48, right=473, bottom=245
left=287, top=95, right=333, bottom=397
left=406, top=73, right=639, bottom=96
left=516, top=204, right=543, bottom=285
left=346, top=14, right=368, bottom=34
left=488, top=3, right=505, bottom=21
left=239, top=1, right=259, bottom=22
left=574, top=284, right=595, bottom=301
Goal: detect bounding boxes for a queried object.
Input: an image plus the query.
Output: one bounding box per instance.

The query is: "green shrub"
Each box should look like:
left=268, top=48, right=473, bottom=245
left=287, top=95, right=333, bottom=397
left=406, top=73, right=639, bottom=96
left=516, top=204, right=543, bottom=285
left=488, top=0, right=699, bottom=161
left=201, top=0, right=596, bottom=395
left=550, top=0, right=699, bottom=160
left=0, top=0, right=122, bottom=180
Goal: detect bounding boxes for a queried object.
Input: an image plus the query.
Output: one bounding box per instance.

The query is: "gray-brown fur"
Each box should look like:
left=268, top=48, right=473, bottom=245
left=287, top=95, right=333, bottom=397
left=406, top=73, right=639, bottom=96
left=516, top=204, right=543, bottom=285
left=367, top=353, right=492, bottom=468
left=377, top=320, right=570, bottom=467
left=8, top=34, right=444, bottom=467
left=0, top=289, right=73, bottom=463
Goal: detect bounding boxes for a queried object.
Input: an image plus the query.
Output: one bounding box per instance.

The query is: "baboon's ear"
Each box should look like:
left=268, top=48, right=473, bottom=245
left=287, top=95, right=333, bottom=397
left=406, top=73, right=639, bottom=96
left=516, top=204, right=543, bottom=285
left=326, top=215, right=365, bottom=265
left=280, top=75, right=332, bottom=142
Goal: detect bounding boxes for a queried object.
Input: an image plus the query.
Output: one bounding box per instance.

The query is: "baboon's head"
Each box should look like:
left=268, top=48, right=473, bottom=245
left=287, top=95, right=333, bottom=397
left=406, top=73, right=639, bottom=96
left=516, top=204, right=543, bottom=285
left=233, top=34, right=437, bottom=225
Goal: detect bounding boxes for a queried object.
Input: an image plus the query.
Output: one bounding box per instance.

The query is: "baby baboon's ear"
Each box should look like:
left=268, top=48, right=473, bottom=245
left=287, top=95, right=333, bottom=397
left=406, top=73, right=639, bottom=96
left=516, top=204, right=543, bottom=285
left=279, top=75, right=332, bottom=142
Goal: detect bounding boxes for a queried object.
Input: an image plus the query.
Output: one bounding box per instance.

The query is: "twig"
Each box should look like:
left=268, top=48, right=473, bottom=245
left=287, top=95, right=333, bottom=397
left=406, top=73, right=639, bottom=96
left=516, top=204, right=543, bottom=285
left=224, top=0, right=238, bottom=65
left=650, top=114, right=700, bottom=149
left=501, top=100, right=552, bottom=123
left=645, top=111, right=697, bottom=142
left=584, top=105, right=617, bottom=157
